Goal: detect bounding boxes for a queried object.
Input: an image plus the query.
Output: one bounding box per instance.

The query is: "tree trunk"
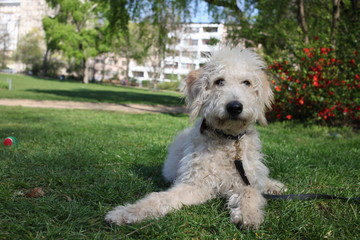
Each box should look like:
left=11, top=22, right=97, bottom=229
left=42, top=47, right=50, bottom=76
left=330, top=0, right=341, bottom=48
left=125, top=53, right=130, bottom=84
left=83, top=58, right=90, bottom=84
left=297, top=0, right=309, bottom=44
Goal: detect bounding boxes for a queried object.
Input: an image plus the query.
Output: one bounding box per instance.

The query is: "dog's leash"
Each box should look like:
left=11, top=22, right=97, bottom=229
left=234, top=160, right=360, bottom=202
left=262, top=193, right=360, bottom=201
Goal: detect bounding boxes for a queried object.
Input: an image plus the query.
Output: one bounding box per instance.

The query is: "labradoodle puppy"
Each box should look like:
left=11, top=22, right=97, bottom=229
left=106, top=47, right=285, bottom=229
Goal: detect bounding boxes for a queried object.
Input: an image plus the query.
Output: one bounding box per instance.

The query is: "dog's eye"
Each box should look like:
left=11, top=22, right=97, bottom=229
left=214, top=78, right=225, bottom=86
left=242, top=80, right=251, bottom=87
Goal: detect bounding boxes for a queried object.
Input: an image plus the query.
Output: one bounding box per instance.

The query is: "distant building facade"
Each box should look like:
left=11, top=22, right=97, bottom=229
left=129, top=23, right=227, bottom=84
left=0, top=0, right=20, bottom=52
left=90, top=23, right=227, bottom=85
left=0, top=0, right=53, bottom=69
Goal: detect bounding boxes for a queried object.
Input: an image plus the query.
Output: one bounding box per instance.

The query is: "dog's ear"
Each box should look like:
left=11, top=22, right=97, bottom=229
left=183, top=69, right=202, bottom=103
left=257, top=72, right=274, bottom=126
left=183, top=69, right=205, bottom=120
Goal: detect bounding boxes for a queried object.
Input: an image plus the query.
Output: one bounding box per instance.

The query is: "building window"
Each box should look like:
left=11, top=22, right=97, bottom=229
left=203, top=27, right=218, bottom=32
left=184, top=39, right=198, bottom=46
left=181, top=63, right=196, bottom=70
left=202, top=39, right=210, bottom=45
left=132, top=71, right=144, bottom=77
left=165, top=62, right=178, bottom=68
left=184, top=27, right=199, bottom=33
left=182, top=51, right=197, bottom=58
left=202, top=38, right=220, bottom=46
left=191, top=39, right=198, bottom=46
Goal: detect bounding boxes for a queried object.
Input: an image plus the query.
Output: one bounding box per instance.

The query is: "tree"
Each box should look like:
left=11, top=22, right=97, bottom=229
left=0, top=24, right=11, bottom=68
left=108, top=22, right=152, bottom=84
left=15, top=29, right=44, bottom=71
left=43, top=0, right=103, bottom=83
left=202, top=0, right=359, bottom=58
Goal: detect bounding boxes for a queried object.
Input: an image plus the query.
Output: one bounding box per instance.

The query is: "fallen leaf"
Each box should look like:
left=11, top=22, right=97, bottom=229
left=24, top=187, right=45, bottom=198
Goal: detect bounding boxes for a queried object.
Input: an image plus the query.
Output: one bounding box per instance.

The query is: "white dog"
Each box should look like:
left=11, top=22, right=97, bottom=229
left=106, top=47, right=285, bottom=229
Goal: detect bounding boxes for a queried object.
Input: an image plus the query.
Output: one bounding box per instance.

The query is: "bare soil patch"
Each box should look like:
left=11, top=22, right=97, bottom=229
left=0, top=99, right=187, bottom=114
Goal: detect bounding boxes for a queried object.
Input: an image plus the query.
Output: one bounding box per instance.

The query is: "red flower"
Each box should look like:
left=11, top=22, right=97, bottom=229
left=349, top=59, right=356, bottom=65
left=303, top=48, right=314, bottom=58
left=328, top=91, right=334, bottom=95
left=275, top=86, right=281, bottom=92
left=320, top=48, right=328, bottom=55
left=355, top=74, right=360, bottom=80
left=298, top=98, right=304, bottom=105
left=286, top=115, right=292, bottom=120
left=313, top=75, right=319, bottom=87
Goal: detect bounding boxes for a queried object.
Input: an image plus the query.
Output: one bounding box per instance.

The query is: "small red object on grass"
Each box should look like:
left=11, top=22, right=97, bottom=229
left=3, top=136, right=18, bottom=146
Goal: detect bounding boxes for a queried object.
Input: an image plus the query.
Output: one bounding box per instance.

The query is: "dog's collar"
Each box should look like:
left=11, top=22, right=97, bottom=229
left=200, top=118, right=246, bottom=140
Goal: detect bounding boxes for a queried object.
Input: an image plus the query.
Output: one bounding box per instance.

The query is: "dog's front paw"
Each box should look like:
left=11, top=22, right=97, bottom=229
left=230, top=208, right=264, bottom=230
left=264, top=179, right=287, bottom=194
left=105, top=205, right=139, bottom=225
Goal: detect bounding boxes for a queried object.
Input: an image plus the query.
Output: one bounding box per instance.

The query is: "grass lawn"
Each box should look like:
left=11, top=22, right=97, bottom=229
left=0, top=106, right=359, bottom=239
left=0, top=73, right=183, bottom=106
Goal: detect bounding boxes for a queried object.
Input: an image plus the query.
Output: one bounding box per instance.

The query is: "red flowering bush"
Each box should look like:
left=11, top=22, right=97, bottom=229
left=268, top=46, right=359, bottom=128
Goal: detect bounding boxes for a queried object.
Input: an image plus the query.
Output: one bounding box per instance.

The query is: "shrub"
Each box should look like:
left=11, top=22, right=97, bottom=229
left=129, top=78, right=139, bottom=86
left=0, top=80, right=9, bottom=90
left=157, top=81, right=180, bottom=91
left=141, top=80, right=152, bottom=88
left=268, top=46, right=359, bottom=128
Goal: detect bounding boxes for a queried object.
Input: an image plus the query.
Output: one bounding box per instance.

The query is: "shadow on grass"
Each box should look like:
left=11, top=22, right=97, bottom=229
left=131, top=163, right=170, bottom=190
left=27, top=89, right=184, bottom=106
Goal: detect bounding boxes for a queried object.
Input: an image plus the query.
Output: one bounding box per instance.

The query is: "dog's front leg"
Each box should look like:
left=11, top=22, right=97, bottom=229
left=227, top=186, right=267, bottom=229
left=105, top=183, right=214, bottom=225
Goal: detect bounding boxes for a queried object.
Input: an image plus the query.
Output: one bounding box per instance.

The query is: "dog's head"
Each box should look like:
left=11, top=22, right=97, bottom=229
left=183, top=47, right=273, bottom=133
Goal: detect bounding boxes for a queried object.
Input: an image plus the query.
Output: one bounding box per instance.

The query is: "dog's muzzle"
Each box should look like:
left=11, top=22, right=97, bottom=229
left=226, top=101, right=243, bottom=118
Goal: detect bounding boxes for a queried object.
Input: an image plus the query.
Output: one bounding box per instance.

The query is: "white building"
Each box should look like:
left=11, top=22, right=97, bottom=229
left=128, top=23, right=227, bottom=84
left=0, top=0, right=21, bottom=53
left=0, top=0, right=53, bottom=69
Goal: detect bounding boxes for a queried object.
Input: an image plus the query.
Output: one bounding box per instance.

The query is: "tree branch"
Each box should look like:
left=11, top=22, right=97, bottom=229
left=296, top=0, right=309, bottom=44
left=330, top=0, right=341, bottom=48
left=203, top=0, right=243, bottom=18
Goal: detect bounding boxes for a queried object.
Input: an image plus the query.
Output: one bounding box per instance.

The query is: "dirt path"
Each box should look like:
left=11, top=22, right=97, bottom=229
left=0, top=99, right=187, bottom=114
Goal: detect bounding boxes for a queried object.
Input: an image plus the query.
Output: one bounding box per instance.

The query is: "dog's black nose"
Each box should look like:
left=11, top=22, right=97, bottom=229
left=226, top=101, right=243, bottom=117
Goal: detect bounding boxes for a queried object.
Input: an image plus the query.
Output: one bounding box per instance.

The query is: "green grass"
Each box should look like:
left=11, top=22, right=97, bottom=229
left=0, top=106, right=359, bottom=239
left=0, top=73, right=183, bottom=106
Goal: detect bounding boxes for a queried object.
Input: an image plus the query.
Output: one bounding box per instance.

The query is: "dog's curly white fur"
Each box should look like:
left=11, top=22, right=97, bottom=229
left=105, top=47, right=285, bottom=229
